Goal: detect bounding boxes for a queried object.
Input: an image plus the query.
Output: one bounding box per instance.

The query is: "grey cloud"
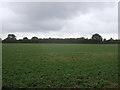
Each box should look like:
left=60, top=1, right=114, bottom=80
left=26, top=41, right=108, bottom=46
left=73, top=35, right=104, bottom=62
left=3, top=2, right=115, bottom=20
left=1, top=2, right=118, bottom=39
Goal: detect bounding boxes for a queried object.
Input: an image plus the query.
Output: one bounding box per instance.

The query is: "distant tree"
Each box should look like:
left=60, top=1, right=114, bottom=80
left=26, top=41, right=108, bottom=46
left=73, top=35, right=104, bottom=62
left=22, top=37, right=29, bottom=43
left=3, top=34, right=17, bottom=43
left=109, top=38, right=114, bottom=41
left=92, top=34, right=102, bottom=41
left=2, top=33, right=119, bottom=44
left=103, top=38, right=106, bottom=41
left=77, top=37, right=86, bottom=43
left=106, top=38, right=115, bottom=44
left=7, top=34, right=16, bottom=40
left=91, top=33, right=103, bottom=43
left=31, top=37, right=39, bottom=43
left=86, top=38, right=89, bottom=40
left=103, top=38, right=107, bottom=44
left=78, top=37, right=85, bottom=40
left=23, top=37, right=29, bottom=40
left=49, top=37, right=51, bottom=39
left=31, top=37, right=38, bottom=40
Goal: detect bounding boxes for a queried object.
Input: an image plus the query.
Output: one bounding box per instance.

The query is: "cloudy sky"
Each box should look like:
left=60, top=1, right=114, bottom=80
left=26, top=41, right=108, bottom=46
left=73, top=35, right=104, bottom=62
left=0, top=2, right=118, bottom=39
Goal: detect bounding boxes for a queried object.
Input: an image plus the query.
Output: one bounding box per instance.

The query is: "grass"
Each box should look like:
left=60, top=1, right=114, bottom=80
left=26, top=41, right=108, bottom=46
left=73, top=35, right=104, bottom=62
left=2, top=44, right=118, bottom=88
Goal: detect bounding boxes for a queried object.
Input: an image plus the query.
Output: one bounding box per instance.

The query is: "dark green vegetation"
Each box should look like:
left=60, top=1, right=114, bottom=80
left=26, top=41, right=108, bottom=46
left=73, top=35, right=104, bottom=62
left=2, top=33, right=120, bottom=44
left=2, top=44, right=118, bottom=88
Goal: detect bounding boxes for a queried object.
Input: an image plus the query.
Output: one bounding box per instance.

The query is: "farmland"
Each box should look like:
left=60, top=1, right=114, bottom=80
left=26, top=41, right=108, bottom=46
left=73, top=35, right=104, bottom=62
left=2, top=44, right=118, bottom=88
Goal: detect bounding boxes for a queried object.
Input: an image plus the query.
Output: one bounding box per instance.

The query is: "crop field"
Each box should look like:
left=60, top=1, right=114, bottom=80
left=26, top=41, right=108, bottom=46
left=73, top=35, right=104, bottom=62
left=2, top=44, right=118, bottom=88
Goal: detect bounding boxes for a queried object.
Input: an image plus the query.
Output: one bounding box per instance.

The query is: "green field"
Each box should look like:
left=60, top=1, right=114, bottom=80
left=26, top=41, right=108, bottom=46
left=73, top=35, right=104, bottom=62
left=2, top=44, right=118, bottom=88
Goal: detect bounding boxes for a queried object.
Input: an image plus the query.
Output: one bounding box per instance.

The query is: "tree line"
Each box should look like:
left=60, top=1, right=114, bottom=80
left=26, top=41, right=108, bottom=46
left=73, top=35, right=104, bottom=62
left=2, top=33, right=120, bottom=44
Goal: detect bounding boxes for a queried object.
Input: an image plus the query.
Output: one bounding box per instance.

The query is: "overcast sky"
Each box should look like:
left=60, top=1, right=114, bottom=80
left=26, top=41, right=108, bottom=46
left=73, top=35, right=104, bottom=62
left=0, top=2, right=118, bottom=39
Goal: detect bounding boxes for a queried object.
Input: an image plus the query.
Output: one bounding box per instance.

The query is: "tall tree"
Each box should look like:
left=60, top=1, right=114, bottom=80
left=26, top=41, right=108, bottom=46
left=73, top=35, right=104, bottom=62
left=7, top=34, right=16, bottom=40
left=22, top=37, right=29, bottom=43
left=92, top=33, right=102, bottom=41
left=91, top=33, right=103, bottom=44
left=31, top=37, right=38, bottom=40
left=31, top=37, right=39, bottom=43
left=23, top=37, right=29, bottom=40
left=3, top=34, right=17, bottom=43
